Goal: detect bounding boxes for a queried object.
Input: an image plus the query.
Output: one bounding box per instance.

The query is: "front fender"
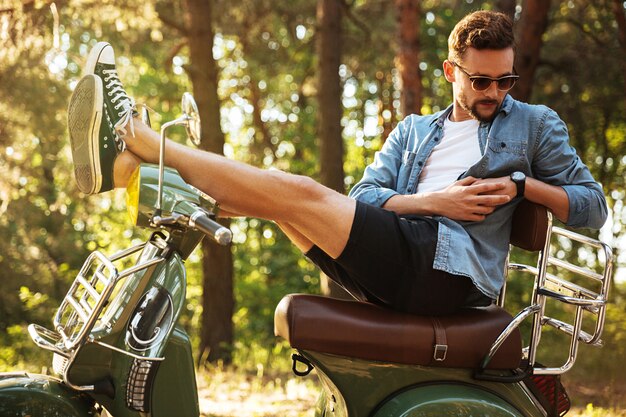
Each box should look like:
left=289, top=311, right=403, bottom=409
left=0, top=372, right=101, bottom=416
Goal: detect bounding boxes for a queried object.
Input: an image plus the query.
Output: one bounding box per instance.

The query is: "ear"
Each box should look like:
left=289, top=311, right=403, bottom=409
left=443, top=60, right=456, bottom=83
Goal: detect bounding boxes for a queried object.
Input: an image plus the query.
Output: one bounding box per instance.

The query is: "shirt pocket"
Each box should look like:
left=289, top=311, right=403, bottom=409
left=398, top=150, right=419, bottom=191
left=486, top=139, right=527, bottom=172
left=402, top=149, right=418, bottom=164
left=488, top=139, right=527, bottom=156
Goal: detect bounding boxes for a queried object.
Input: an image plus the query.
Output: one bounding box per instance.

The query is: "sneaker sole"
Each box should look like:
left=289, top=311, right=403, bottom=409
left=84, top=41, right=109, bottom=75
left=68, top=75, right=104, bottom=194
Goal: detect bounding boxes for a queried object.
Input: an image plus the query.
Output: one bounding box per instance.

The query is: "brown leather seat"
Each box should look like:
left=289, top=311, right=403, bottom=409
left=274, top=201, right=548, bottom=370
left=275, top=293, right=522, bottom=369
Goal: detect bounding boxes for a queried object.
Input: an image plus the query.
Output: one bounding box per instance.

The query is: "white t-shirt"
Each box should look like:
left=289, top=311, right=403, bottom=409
left=416, top=117, right=482, bottom=194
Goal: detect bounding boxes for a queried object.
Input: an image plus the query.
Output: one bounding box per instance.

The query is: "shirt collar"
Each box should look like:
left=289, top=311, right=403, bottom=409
left=499, top=94, right=513, bottom=115
left=431, top=104, right=454, bottom=127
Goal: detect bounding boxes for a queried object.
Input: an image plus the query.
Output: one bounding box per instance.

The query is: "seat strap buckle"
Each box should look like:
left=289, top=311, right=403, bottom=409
left=434, top=344, right=448, bottom=361
left=431, top=318, right=448, bottom=362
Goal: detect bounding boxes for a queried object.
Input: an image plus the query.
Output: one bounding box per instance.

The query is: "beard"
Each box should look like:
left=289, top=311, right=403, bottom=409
left=458, top=91, right=501, bottom=123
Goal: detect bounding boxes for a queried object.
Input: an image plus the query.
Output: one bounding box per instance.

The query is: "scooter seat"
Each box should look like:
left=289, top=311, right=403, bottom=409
left=275, top=294, right=521, bottom=369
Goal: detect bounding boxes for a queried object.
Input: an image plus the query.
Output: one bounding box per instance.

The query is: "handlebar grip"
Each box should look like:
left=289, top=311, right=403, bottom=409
left=189, top=211, right=232, bottom=245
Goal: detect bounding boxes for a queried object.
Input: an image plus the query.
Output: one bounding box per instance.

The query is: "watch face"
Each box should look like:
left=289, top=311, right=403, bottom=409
left=511, top=171, right=525, bottom=182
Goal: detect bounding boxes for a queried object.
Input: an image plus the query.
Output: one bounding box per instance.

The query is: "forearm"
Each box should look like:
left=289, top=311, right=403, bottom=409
left=381, top=177, right=510, bottom=221
left=523, top=177, right=569, bottom=223
left=382, top=193, right=435, bottom=216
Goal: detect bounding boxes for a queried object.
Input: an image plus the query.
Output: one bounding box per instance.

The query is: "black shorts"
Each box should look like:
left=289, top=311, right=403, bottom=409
left=306, top=201, right=492, bottom=316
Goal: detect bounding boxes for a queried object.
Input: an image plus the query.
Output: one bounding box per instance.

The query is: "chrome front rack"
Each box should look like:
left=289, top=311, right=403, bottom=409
left=28, top=242, right=164, bottom=356
left=54, top=250, right=120, bottom=351
left=483, top=212, right=613, bottom=375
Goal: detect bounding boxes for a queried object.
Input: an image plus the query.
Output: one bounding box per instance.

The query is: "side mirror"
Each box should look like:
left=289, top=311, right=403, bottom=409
left=181, top=92, right=201, bottom=146
left=155, top=93, right=202, bottom=212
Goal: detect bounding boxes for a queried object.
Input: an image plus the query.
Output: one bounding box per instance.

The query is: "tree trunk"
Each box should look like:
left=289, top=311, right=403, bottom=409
left=510, top=0, right=551, bottom=102
left=394, top=0, right=422, bottom=117
left=495, top=0, right=517, bottom=21
left=612, top=0, right=626, bottom=106
left=316, top=0, right=351, bottom=299
left=317, top=0, right=344, bottom=194
left=182, top=0, right=234, bottom=364
left=199, top=238, right=234, bottom=363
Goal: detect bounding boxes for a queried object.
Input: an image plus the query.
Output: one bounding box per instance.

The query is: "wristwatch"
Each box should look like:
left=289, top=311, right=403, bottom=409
left=510, top=171, right=526, bottom=198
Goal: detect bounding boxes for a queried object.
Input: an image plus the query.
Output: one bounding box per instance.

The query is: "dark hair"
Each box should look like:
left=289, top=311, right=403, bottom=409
left=448, top=10, right=515, bottom=63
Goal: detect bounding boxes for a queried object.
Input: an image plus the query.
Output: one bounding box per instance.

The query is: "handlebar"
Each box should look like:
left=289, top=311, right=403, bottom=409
left=188, top=211, right=232, bottom=246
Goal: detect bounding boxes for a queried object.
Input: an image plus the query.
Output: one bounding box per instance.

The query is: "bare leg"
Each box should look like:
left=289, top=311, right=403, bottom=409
left=112, top=149, right=315, bottom=251
left=120, top=119, right=354, bottom=259
left=276, top=221, right=315, bottom=253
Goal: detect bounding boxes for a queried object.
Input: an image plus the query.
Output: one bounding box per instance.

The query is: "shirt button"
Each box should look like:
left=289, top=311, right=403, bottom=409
left=500, top=142, right=507, bottom=148
left=418, top=161, right=423, bottom=166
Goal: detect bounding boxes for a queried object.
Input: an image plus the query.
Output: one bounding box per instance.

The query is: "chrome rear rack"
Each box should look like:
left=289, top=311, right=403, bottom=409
left=483, top=212, right=613, bottom=375
left=529, top=222, right=612, bottom=375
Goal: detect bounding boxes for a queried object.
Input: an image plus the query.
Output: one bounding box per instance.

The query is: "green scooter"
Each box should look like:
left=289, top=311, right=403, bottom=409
left=0, top=93, right=613, bottom=417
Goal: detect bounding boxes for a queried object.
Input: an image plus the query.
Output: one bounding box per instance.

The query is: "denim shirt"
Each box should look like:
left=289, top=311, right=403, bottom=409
left=349, top=95, right=607, bottom=299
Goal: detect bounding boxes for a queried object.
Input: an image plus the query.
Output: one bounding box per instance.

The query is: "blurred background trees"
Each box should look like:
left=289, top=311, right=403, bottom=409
left=1, top=0, right=625, bottom=404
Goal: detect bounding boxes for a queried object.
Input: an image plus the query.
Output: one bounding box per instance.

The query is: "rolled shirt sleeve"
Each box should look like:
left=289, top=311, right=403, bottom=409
left=531, top=108, right=608, bottom=229
left=348, top=118, right=408, bottom=207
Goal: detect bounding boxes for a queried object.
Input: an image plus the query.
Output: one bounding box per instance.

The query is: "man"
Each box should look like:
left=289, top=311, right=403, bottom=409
left=67, top=11, right=607, bottom=316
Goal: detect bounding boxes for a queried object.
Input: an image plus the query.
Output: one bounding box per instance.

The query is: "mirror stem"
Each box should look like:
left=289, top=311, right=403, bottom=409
left=156, top=117, right=186, bottom=212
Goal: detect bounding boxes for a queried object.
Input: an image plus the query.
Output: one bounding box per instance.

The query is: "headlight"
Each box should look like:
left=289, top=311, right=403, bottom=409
left=126, top=166, right=141, bottom=225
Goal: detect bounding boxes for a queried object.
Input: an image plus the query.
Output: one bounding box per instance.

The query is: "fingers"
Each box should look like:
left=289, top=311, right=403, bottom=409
left=474, top=193, right=510, bottom=207
left=472, top=204, right=497, bottom=215
left=471, top=181, right=507, bottom=194
left=456, top=176, right=477, bottom=185
left=456, top=194, right=509, bottom=222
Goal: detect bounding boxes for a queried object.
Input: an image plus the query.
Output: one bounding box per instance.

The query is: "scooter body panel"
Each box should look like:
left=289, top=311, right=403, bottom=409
left=89, top=249, right=192, bottom=417
left=0, top=372, right=101, bottom=416
left=372, top=384, right=526, bottom=417
left=151, top=326, right=200, bottom=417
left=51, top=241, right=195, bottom=417
left=304, top=350, right=545, bottom=417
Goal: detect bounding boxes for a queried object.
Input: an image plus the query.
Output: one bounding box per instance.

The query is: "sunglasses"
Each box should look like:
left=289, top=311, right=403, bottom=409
left=452, top=62, right=519, bottom=91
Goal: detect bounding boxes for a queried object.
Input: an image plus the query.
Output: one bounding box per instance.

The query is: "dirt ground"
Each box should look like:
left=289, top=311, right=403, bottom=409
left=566, top=381, right=626, bottom=416
left=197, top=367, right=318, bottom=417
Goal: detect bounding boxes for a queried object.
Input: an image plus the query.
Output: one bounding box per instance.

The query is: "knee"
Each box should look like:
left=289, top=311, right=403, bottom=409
left=287, top=174, right=326, bottom=200
left=113, top=151, right=142, bottom=188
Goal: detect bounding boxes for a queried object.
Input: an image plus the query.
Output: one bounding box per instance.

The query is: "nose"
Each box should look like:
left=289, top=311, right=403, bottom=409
left=483, top=81, right=499, bottom=99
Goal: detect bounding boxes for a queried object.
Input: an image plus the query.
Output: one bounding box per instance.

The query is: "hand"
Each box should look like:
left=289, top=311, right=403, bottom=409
left=429, top=176, right=511, bottom=221
left=473, top=176, right=517, bottom=199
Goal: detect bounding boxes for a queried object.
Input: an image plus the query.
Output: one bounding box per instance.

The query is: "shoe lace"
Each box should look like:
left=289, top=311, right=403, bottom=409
left=104, top=107, right=127, bottom=152
left=102, top=69, right=136, bottom=137
left=113, top=131, right=127, bottom=152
